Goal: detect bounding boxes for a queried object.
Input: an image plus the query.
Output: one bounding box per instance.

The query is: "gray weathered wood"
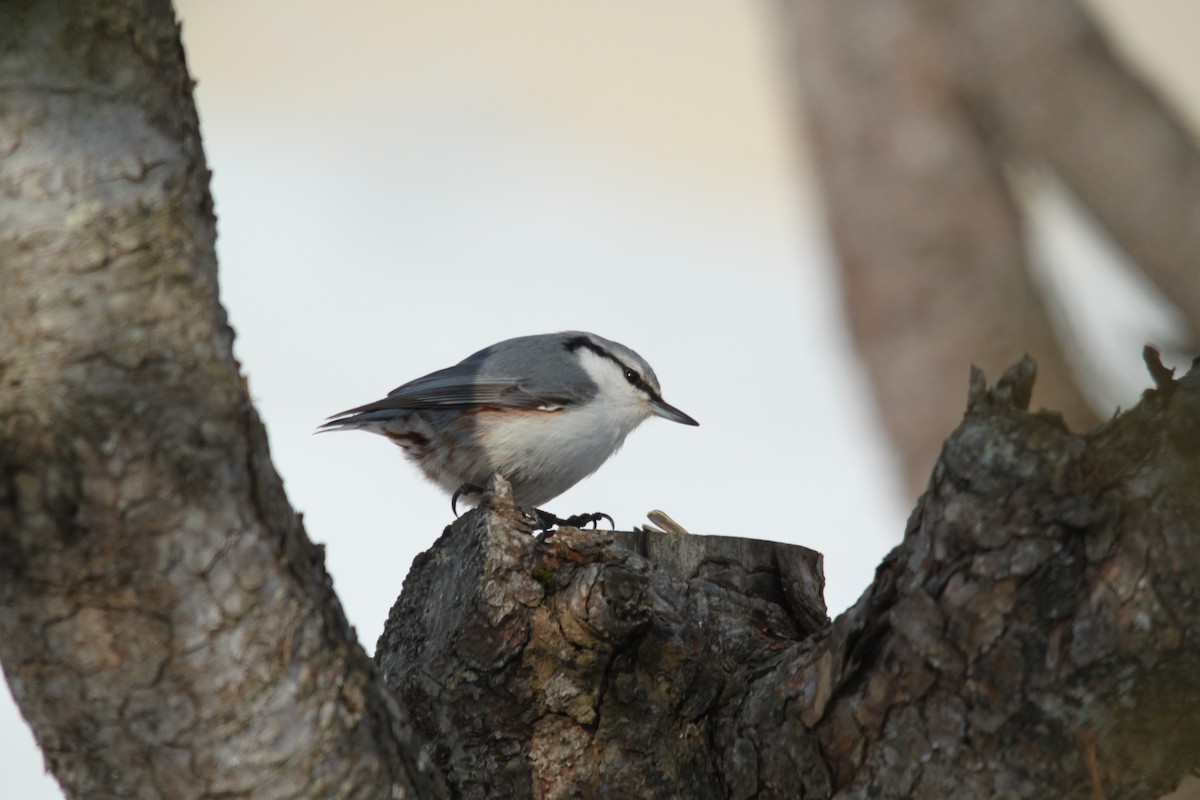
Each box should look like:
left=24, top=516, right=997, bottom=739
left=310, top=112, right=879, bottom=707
left=609, top=527, right=827, bottom=634
left=375, top=479, right=830, bottom=799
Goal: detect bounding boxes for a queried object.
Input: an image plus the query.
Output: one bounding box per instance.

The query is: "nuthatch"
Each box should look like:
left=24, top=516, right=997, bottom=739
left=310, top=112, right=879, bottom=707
left=322, top=331, right=698, bottom=521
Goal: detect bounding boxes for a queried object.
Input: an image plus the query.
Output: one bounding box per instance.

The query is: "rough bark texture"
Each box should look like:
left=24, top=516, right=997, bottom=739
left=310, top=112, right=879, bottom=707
left=376, top=483, right=829, bottom=799
left=784, top=0, right=1200, bottom=498
left=0, top=2, right=445, bottom=798
left=378, top=355, right=1200, bottom=799
left=807, top=353, right=1200, bottom=798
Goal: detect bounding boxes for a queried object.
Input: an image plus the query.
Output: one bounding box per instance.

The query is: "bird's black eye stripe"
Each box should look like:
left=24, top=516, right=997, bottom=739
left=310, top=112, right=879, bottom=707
left=563, top=336, right=591, bottom=353
left=564, top=335, right=657, bottom=396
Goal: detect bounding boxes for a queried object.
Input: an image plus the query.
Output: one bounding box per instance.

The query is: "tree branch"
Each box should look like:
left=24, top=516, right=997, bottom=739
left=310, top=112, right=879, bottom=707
left=944, top=0, right=1200, bottom=335
left=0, top=3, right=443, bottom=797
left=781, top=0, right=1100, bottom=498
left=381, top=355, right=1200, bottom=798
left=806, top=355, right=1200, bottom=797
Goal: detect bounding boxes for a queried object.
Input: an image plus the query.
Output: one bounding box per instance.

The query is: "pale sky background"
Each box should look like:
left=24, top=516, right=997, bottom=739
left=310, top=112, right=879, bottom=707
left=5, top=3, right=1198, bottom=797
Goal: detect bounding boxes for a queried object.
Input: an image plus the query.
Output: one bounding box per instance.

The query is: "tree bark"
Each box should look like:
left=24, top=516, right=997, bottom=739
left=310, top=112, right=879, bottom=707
left=0, top=2, right=444, bottom=798
left=376, top=482, right=829, bottom=799
left=379, top=354, right=1200, bottom=799
left=783, top=0, right=1200, bottom=498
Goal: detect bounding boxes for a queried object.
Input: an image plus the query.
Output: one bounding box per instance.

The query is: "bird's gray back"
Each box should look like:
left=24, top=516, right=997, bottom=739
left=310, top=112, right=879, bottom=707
left=386, top=332, right=601, bottom=409
left=465, top=332, right=584, bottom=383
left=327, top=331, right=662, bottom=422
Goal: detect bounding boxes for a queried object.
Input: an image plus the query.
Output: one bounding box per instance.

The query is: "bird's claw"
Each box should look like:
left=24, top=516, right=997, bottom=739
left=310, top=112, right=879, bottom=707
left=567, top=511, right=615, bottom=530
left=450, top=483, right=485, bottom=517
left=450, top=483, right=614, bottom=535
left=530, top=509, right=614, bottom=539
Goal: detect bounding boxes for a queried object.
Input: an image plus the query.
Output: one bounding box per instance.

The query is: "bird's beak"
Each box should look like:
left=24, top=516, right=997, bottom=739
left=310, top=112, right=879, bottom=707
left=650, top=397, right=699, bottom=426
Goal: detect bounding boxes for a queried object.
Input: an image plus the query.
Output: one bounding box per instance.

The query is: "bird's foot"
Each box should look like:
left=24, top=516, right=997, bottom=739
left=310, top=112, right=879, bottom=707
left=450, top=483, right=485, bottom=517
left=530, top=509, right=615, bottom=539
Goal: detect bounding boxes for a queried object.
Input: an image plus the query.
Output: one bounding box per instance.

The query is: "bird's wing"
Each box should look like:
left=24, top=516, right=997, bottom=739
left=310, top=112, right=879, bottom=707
left=326, top=362, right=586, bottom=422
left=389, top=367, right=577, bottom=409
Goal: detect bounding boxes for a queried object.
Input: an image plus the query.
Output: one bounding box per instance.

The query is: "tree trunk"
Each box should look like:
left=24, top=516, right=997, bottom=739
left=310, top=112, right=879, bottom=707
left=376, top=484, right=829, bottom=799
left=0, top=2, right=444, bottom=798
left=378, top=353, right=1200, bottom=799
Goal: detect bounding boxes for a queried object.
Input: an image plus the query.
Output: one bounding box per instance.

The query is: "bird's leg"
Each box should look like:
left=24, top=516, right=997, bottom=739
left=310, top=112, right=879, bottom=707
left=450, top=483, right=485, bottom=517
left=530, top=508, right=615, bottom=539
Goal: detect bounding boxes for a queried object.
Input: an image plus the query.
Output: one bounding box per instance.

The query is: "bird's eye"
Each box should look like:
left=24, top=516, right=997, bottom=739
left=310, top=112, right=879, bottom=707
left=623, top=369, right=639, bottom=385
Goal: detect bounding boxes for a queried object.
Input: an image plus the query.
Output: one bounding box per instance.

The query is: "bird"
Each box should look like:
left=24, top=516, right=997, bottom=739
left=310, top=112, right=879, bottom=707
left=321, top=331, right=698, bottom=525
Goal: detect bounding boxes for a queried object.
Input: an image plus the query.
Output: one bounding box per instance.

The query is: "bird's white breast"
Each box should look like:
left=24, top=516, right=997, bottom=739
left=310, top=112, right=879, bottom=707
left=473, top=348, right=652, bottom=506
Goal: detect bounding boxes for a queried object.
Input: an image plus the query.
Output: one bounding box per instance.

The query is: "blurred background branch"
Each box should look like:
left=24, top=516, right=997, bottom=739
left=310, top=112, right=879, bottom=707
left=784, top=0, right=1196, bottom=497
